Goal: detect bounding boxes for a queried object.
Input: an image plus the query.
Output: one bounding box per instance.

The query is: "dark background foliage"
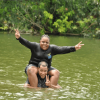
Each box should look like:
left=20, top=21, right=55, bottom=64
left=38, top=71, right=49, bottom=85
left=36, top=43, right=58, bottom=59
left=0, top=0, right=100, bottom=38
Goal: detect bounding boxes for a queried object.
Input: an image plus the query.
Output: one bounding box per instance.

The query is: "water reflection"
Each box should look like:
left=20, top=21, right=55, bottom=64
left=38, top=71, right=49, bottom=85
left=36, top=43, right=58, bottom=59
left=0, top=33, right=100, bottom=99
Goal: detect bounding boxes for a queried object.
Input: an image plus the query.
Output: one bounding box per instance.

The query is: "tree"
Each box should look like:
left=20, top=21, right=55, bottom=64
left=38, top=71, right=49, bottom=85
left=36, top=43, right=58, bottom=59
left=0, top=0, right=99, bottom=38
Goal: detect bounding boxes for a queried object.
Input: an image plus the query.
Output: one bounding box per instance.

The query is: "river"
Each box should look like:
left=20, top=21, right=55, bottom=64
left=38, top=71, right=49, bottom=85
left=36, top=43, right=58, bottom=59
left=0, top=32, right=100, bottom=99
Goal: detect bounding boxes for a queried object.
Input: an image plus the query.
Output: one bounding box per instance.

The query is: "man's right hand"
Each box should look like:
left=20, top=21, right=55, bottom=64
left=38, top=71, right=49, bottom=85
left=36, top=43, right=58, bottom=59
left=45, top=75, right=51, bottom=87
left=14, top=29, right=20, bottom=39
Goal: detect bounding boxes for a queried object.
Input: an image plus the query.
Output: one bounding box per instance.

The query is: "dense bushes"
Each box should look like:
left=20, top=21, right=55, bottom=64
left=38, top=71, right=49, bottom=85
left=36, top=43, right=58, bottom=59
left=0, top=0, right=100, bottom=38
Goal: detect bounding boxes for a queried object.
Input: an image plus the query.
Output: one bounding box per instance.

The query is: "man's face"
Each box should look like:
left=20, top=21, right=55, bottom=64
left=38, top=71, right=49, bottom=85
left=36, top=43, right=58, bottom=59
left=38, top=65, right=48, bottom=79
left=40, top=37, right=50, bottom=50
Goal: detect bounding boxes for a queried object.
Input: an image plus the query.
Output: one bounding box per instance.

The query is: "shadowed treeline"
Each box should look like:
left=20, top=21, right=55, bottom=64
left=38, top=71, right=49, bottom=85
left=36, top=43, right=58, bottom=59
left=0, top=0, right=100, bottom=38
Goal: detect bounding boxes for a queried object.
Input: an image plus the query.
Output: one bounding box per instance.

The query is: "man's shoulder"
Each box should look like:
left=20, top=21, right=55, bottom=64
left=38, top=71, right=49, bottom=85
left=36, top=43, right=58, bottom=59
left=30, top=42, right=39, bottom=47
left=50, top=44, right=57, bottom=48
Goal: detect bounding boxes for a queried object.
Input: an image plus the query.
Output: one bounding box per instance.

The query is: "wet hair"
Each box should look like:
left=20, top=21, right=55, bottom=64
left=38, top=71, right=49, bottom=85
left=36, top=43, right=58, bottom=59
left=38, top=61, right=48, bottom=68
left=40, top=34, right=50, bottom=41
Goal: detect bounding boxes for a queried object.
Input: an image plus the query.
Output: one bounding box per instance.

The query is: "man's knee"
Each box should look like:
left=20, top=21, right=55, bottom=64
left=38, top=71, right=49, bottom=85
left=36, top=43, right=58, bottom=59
left=48, top=69, right=60, bottom=76
left=27, top=66, right=38, bottom=75
left=55, top=70, right=60, bottom=76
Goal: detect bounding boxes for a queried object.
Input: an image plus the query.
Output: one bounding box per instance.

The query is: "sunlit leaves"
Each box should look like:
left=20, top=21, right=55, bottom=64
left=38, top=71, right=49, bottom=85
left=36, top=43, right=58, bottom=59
left=72, top=26, right=78, bottom=30
left=76, top=15, right=97, bottom=36
left=0, top=0, right=99, bottom=37
left=53, top=11, right=74, bottom=33
left=43, top=11, right=53, bottom=20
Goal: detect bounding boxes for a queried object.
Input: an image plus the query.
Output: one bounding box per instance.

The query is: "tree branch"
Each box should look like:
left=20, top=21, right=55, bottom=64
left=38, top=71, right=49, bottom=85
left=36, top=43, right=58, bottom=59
left=80, top=22, right=96, bottom=34
left=16, top=6, right=43, bottom=30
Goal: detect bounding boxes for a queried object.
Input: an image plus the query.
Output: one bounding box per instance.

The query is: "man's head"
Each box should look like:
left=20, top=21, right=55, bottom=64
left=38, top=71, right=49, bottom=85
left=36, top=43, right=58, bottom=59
left=38, top=61, right=48, bottom=79
left=40, top=34, right=50, bottom=50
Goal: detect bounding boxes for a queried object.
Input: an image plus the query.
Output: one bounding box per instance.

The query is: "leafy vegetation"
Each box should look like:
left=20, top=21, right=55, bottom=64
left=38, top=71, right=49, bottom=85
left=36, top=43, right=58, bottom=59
left=0, top=0, right=100, bottom=38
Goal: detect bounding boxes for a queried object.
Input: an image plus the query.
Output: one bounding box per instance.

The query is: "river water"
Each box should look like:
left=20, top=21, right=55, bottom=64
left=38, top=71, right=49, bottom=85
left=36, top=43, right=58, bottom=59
left=0, top=32, right=100, bottom=100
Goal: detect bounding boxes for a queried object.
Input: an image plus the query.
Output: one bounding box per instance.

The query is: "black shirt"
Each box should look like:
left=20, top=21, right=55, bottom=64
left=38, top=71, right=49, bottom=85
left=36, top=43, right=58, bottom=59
left=26, top=74, right=48, bottom=88
left=18, top=37, right=76, bottom=68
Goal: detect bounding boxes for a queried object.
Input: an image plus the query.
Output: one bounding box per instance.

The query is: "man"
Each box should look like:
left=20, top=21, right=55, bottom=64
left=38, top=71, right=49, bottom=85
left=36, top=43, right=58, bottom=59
left=24, top=61, right=61, bottom=89
left=15, top=29, right=84, bottom=88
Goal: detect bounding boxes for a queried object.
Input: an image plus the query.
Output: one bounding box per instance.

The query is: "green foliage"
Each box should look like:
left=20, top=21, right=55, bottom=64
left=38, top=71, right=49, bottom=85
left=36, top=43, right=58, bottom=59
left=0, top=0, right=99, bottom=38
left=43, top=11, right=53, bottom=20
left=53, top=17, right=73, bottom=33
left=53, top=10, right=74, bottom=33
left=76, top=15, right=97, bottom=37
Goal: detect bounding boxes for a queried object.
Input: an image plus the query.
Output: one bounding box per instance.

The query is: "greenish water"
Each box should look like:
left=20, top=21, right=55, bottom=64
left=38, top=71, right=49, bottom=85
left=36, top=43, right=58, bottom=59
left=0, top=32, right=100, bottom=100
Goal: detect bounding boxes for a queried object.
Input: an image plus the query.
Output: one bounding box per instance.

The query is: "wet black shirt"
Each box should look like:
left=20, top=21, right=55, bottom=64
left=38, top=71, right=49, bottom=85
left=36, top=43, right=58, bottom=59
left=37, top=74, right=48, bottom=88
left=26, top=74, right=48, bottom=88
left=18, top=37, right=76, bottom=68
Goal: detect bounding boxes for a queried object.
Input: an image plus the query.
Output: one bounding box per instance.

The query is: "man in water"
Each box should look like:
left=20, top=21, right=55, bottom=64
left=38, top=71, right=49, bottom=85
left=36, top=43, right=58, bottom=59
left=24, top=61, right=61, bottom=89
left=15, top=29, right=84, bottom=88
